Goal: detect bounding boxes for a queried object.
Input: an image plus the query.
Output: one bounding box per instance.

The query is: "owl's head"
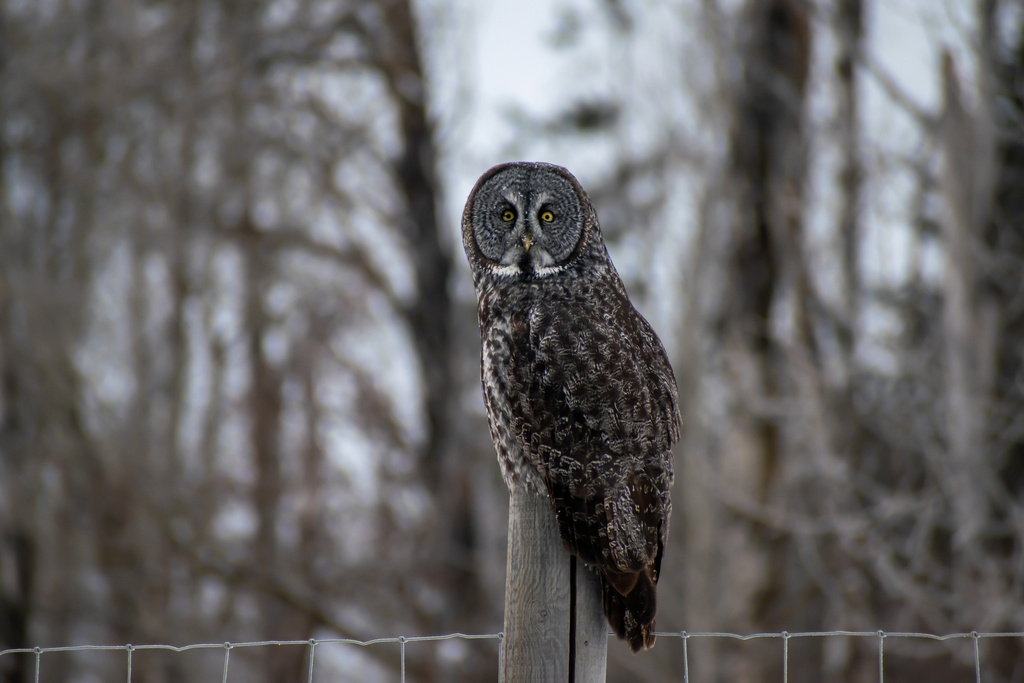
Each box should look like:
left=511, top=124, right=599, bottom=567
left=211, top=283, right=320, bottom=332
left=461, top=162, right=606, bottom=281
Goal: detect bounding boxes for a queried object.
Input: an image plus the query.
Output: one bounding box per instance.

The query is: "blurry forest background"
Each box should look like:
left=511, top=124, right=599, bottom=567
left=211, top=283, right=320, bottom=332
left=2, top=0, right=1024, bottom=681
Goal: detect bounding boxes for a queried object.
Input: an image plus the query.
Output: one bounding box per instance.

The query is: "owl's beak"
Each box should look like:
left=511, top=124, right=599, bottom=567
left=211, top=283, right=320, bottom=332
left=522, top=234, right=532, bottom=252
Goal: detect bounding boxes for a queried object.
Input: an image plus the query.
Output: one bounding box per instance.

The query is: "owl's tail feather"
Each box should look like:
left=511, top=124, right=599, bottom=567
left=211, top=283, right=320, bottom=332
left=601, top=567, right=657, bottom=653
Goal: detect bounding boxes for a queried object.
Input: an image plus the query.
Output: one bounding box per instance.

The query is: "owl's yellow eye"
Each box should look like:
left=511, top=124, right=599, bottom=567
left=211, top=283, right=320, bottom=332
left=540, top=210, right=554, bottom=222
left=501, top=209, right=516, bottom=222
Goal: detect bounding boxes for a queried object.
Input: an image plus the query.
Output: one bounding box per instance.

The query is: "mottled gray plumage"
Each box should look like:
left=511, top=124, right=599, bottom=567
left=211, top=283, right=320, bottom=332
left=461, top=161, right=680, bottom=652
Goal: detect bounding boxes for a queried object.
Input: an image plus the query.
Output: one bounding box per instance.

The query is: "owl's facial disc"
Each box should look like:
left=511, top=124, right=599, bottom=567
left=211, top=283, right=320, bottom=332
left=469, top=165, right=584, bottom=278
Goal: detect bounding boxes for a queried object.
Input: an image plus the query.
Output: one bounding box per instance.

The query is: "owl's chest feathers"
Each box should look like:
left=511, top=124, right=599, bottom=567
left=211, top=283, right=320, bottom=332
left=478, top=281, right=551, bottom=490
left=478, top=277, right=588, bottom=379
left=477, top=274, right=629, bottom=490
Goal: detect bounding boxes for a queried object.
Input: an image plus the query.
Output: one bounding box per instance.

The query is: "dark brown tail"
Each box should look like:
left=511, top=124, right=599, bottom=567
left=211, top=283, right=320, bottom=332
left=601, top=567, right=657, bottom=652
left=544, top=478, right=666, bottom=652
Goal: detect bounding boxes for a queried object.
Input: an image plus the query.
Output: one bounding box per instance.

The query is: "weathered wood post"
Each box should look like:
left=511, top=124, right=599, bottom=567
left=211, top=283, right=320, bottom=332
left=499, top=487, right=608, bottom=682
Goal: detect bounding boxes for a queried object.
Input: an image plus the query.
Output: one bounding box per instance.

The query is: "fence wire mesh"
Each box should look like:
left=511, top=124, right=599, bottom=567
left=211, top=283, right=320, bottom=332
left=3, top=630, right=1022, bottom=682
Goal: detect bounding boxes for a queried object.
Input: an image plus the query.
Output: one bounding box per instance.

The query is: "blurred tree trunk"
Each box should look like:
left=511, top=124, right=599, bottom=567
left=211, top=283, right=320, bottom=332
left=833, top=0, right=863, bottom=369
left=0, top=231, right=82, bottom=677
left=0, top=15, right=34, bottom=667
left=380, top=0, right=451, bottom=484
left=719, top=0, right=811, bottom=680
left=377, top=2, right=495, bottom=679
left=970, top=2, right=1024, bottom=675
left=936, top=50, right=998, bottom=550
left=0, top=4, right=101, bottom=677
left=243, top=213, right=295, bottom=681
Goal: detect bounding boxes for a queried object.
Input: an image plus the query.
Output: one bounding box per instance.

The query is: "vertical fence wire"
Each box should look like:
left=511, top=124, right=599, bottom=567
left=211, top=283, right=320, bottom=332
left=306, top=638, right=317, bottom=683
left=125, top=644, right=134, bottom=683
left=681, top=631, right=689, bottom=683
left=497, top=632, right=504, bottom=665
left=399, top=635, right=407, bottom=683
left=782, top=631, right=789, bottom=683
left=972, top=631, right=981, bottom=683
left=877, top=631, right=885, bottom=683
left=221, top=642, right=232, bottom=683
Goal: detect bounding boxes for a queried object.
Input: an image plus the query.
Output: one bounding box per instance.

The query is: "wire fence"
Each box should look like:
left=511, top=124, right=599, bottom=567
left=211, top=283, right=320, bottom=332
left=3, top=630, right=1023, bottom=682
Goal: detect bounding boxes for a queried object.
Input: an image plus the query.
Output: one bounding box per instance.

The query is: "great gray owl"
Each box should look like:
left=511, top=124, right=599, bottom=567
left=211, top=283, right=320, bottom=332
left=461, top=161, right=680, bottom=652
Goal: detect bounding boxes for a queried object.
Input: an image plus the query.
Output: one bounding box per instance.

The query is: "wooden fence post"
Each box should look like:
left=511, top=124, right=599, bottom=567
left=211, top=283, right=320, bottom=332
left=499, top=487, right=608, bottom=682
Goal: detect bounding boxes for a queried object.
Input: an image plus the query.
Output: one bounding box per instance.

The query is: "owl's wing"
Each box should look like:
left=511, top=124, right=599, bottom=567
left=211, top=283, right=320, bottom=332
left=509, top=295, right=680, bottom=489
left=506, top=294, right=680, bottom=651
